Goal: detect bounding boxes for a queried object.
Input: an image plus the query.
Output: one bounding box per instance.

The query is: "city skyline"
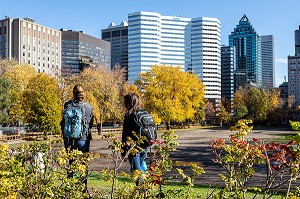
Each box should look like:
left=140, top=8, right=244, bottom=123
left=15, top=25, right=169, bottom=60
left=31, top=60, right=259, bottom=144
left=1, top=0, right=300, bottom=86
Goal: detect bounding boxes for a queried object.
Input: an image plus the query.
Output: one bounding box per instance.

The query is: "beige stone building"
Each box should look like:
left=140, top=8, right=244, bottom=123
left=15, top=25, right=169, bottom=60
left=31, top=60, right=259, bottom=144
left=0, top=17, right=61, bottom=76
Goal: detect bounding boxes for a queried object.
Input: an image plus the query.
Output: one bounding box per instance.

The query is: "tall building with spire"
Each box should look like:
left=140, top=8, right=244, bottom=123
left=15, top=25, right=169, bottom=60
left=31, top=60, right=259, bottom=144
left=229, top=15, right=262, bottom=89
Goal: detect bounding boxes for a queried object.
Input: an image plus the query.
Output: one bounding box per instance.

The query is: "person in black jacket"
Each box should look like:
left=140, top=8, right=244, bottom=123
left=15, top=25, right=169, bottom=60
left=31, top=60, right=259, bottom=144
left=122, top=92, right=147, bottom=173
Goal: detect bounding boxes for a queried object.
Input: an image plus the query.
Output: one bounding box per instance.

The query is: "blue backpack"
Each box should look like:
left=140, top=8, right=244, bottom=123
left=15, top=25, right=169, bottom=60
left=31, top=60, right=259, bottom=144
left=63, top=102, right=86, bottom=139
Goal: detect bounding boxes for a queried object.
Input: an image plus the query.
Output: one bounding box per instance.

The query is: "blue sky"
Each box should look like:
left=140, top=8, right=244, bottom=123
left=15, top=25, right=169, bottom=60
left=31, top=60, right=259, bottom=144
left=2, top=0, right=300, bottom=87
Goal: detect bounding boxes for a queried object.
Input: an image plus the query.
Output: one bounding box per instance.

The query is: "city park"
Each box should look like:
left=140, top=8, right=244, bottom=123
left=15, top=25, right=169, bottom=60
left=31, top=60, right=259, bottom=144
left=1, top=59, right=300, bottom=198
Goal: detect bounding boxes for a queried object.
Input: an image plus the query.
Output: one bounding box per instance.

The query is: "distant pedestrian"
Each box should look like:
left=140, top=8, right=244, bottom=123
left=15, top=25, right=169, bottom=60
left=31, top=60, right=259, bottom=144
left=121, top=92, right=157, bottom=183
left=60, top=84, right=94, bottom=192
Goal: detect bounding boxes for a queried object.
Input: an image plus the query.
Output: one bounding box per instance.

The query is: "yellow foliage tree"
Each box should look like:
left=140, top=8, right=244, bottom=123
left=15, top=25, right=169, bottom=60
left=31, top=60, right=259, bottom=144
left=22, top=73, right=62, bottom=133
left=137, top=65, right=205, bottom=129
left=75, top=66, right=124, bottom=134
left=5, top=63, right=37, bottom=125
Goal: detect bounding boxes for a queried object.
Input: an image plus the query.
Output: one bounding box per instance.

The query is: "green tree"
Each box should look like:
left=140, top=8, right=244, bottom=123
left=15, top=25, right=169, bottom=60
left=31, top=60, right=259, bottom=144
left=22, top=73, right=61, bottom=133
left=235, top=105, right=248, bottom=121
left=245, top=87, right=268, bottom=122
left=233, top=85, right=269, bottom=124
left=0, top=77, right=11, bottom=124
left=136, top=65, right=205, bottom=129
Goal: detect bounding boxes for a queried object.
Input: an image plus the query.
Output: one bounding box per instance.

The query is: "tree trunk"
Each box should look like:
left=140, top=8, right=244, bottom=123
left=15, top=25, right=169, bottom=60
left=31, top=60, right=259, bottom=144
left=166, top=121, right=171, bottom=130
left=97, top=119, right=103, bottom=135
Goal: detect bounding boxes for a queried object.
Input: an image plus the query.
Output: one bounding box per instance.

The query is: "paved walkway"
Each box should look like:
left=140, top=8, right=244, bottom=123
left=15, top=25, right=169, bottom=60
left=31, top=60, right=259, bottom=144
left=89, top=126, right=295, bottom=187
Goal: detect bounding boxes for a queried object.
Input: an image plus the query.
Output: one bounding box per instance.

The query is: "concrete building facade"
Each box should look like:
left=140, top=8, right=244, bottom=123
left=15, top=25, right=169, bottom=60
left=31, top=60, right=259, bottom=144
left=0, top=17, right=61, bottom=76
left=288, top=26, right=300, bottom=106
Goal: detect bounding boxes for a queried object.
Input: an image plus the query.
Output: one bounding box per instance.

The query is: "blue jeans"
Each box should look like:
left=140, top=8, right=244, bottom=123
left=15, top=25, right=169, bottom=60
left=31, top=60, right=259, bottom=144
left=64, top=139, right=90, bottom=190
left=128, top=149, right=147, bottom=172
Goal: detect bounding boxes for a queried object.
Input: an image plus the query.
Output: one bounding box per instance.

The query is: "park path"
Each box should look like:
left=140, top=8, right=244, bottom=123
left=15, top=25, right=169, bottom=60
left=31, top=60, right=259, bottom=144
left=89, top=126, right=294, bottom=187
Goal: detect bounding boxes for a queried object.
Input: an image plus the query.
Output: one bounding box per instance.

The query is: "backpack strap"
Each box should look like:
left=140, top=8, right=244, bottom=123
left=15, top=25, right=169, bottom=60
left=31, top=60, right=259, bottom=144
left=133, top=110, right=143, bottom=137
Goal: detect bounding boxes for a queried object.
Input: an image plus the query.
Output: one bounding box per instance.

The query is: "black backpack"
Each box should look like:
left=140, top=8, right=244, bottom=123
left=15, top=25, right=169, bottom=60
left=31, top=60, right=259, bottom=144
left=134, top=110, right=157, bottom=148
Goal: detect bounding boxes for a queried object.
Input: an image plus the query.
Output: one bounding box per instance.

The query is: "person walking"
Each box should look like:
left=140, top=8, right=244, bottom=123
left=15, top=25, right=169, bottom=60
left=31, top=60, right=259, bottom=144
left=121, top=92, right=150, bottom=178
left=60, top=84, right=94, bottom=192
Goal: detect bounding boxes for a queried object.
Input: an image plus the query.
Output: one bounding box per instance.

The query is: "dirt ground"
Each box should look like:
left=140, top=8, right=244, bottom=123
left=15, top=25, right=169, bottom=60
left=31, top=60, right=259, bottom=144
left=88, top=126, right=295, bottom=187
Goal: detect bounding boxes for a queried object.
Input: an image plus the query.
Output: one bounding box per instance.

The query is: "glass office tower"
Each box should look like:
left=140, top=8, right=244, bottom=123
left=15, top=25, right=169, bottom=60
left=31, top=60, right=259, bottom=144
left=229, top=15, right=262, bottom=89
left=221, top=46, right=236, bottom=101
left=61, top=29, right=111, bottom=76
left=261, top=35, right=275, bottom=88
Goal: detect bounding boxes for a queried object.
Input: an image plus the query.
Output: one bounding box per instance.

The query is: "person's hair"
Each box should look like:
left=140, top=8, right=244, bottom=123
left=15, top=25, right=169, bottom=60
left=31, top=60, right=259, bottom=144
left=73, top=84, right=84, bottom=100
left=73, top=84, right=83, bottom=94
left=124, top=92, right=140, bottom=116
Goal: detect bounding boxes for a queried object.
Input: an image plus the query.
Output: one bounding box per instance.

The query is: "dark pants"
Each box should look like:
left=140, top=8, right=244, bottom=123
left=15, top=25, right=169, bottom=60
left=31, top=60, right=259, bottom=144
left=64, top=139, right=90, bottom=190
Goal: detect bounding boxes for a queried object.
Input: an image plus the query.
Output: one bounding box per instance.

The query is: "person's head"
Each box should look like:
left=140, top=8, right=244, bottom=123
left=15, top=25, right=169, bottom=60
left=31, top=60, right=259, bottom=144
left=73, top=84, right=85, bottom=101
left=124, top=92, right=140, bottom=115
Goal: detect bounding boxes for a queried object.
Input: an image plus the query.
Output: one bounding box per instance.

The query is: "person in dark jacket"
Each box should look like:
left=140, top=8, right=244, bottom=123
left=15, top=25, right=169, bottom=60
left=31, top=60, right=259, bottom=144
left=122, top=92, right=147, bottom=173
left=60, top=84, right=94, bottom=191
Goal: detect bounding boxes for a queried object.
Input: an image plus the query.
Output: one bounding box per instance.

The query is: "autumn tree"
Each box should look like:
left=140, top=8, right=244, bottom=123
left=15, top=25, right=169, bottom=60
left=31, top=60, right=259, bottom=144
left=5, top=64, right=37, bottom=125
left=136, top=65, right=205, bottom=129
left=233, top=84, right=285, bottom=125
left=204, top=101, right=216, bottom=125
left=0, top=59, right=17, bottom=77
left=221, top=97, right=232, bottom=113
left=216, top=103, right=230, bottom=125
left=266, top=89, right=284, bottom=125
left=22, top=73, right=62, bottom=133
left=76, top=66, right=124, bottom=134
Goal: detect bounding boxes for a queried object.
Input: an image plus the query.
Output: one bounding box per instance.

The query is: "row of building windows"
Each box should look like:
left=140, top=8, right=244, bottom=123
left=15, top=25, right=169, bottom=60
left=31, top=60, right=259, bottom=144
left=192, top=19, right=220, bottom=25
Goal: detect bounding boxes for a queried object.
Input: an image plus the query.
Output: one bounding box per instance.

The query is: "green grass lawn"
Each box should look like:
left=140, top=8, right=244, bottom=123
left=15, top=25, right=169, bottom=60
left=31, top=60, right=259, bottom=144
left=87, top=172, right=285, bottom=199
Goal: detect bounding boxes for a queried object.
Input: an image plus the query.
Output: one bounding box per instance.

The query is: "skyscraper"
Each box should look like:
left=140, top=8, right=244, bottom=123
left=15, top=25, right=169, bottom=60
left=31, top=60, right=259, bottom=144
left=102, top=21, right=128, bottom=80
left=221, top=46, right=235, bottom=101
left=61, top=29, right=111, bottom=76
left=288, top=26, right=300, bottom=106
left=295, top=26, right=300, bottom=56
left=261, top=35, right=275, bottom=88
left=0, top=17, right=61, bottom=76
left=229, top=15, right=262, bottom=89
left=128, top=11, right=221, bottom=100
